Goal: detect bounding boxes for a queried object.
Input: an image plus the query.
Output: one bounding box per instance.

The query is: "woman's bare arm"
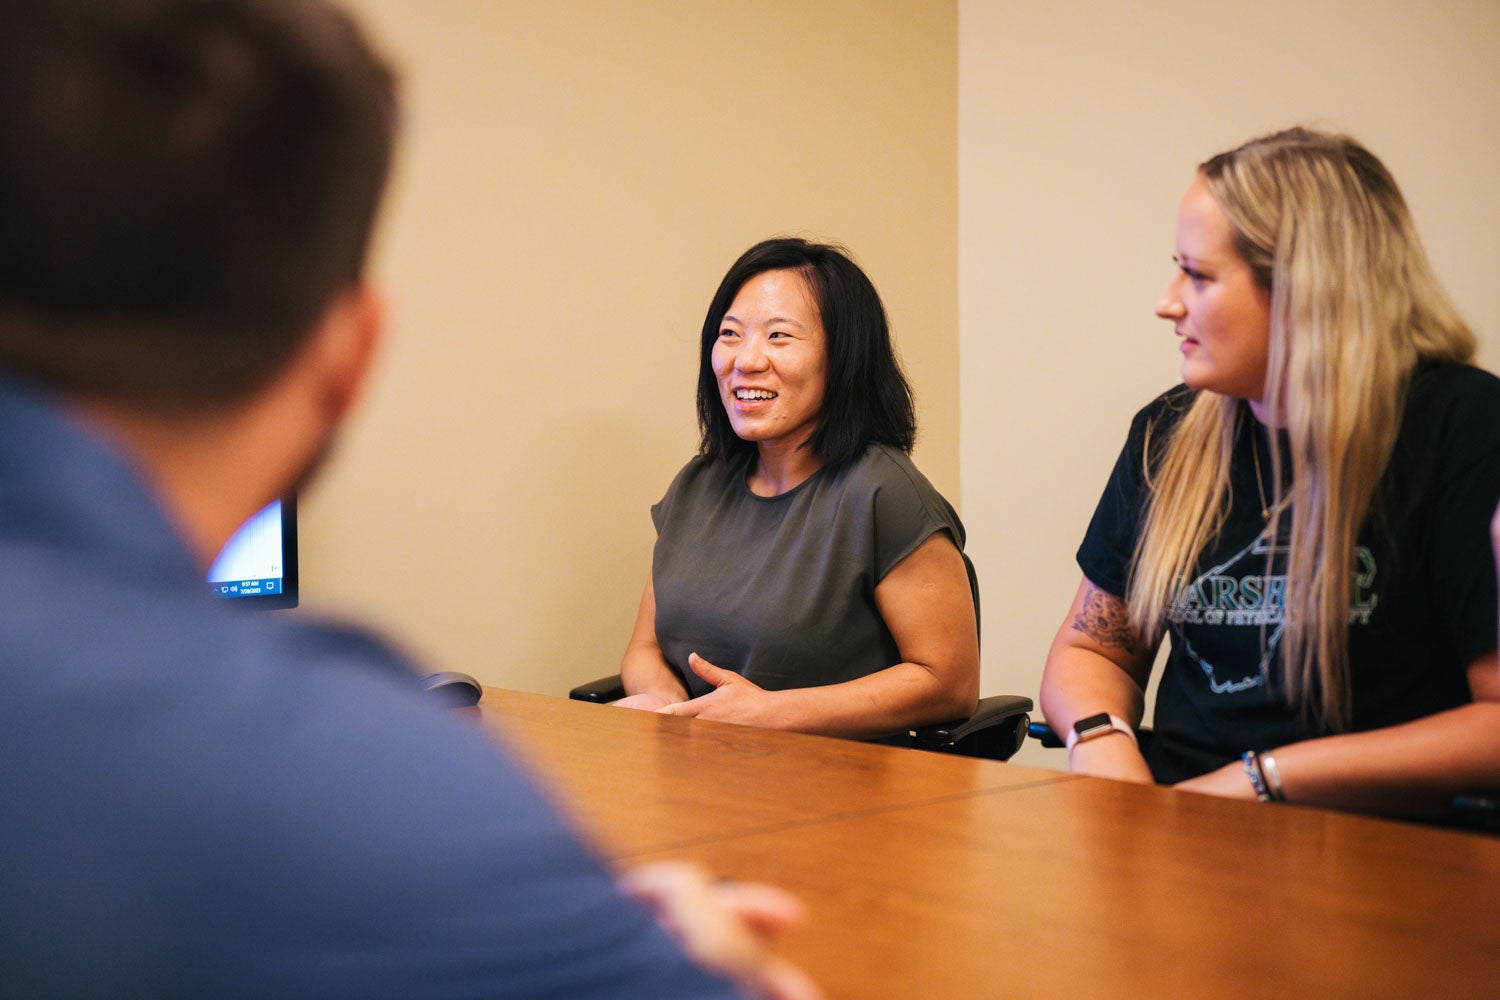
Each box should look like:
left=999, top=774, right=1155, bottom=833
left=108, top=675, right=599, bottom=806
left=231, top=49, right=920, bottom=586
left=1039, top=576, right=1159, bottom=782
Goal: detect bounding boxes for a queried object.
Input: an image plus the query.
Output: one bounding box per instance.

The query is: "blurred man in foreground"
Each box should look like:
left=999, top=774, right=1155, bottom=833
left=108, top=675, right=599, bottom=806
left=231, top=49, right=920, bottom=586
left=0, top=2, right=816, bottom=996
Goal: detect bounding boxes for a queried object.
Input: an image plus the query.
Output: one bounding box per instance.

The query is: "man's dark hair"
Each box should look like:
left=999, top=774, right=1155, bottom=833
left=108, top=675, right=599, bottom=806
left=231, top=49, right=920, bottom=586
left=696, top=237, right=916, bottom=469
left=0, top=0, right=397, bottom=408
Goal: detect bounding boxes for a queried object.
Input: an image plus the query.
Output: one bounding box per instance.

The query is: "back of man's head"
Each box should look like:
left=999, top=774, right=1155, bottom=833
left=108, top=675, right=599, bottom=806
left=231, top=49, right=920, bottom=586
left=0, top=0, right=396, bottom=411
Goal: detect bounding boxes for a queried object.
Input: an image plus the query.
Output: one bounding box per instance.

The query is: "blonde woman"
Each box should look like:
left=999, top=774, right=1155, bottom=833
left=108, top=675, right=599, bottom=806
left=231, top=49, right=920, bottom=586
left=1040, top=128, right=1500, bottom=818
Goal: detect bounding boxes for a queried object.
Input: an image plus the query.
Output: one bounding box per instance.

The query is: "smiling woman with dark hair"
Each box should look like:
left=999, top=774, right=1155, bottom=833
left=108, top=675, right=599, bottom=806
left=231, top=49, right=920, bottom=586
left=615, top=237, right=979, bottom=739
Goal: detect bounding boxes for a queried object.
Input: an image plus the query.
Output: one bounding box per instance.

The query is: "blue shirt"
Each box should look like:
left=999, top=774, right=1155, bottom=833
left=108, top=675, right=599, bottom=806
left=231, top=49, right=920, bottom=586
left=0, top=375, right=738, bottom=998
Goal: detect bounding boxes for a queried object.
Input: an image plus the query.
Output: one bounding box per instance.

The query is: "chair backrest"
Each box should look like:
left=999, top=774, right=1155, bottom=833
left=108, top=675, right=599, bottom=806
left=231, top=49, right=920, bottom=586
left=962, top=551, right=981, bottom=649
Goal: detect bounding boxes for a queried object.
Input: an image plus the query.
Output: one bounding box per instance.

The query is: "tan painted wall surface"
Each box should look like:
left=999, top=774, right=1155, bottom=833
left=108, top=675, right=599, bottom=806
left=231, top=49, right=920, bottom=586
left=959, top=0, right=1500, bottom=767
left=297, top=1, right=1497, bottom=743
left=308, top=1, right=959, bottom=693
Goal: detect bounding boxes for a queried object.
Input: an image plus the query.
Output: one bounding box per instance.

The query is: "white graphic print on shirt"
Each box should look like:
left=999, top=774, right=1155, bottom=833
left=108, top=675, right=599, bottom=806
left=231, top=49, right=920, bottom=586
left=1165, top=523, right=1378, bottom=695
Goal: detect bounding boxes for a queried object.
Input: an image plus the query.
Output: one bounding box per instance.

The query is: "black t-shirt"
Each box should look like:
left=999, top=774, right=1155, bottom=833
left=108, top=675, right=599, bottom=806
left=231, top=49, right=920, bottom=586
left=1077, top=363, right=1500, bottom=783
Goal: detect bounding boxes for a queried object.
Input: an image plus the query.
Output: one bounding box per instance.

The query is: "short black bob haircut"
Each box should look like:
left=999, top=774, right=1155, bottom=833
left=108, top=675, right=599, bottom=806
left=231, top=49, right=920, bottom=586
left=696, top=237, right=916, bottom=469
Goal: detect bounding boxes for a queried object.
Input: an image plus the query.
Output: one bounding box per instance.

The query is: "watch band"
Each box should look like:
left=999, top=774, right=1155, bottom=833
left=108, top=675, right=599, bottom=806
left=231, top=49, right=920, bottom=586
left=1065, top=712, right=1136, bottom=752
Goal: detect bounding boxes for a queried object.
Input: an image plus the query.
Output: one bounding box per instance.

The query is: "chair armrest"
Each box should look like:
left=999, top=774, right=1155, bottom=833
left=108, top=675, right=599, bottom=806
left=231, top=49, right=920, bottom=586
left=1450, top=793, right=1500, bottom=834
left=1028, top=720, right=1064, bottom=748
left=910, top=694, right=1033, bottom=760
left=569, top=674, right=626, bottom=703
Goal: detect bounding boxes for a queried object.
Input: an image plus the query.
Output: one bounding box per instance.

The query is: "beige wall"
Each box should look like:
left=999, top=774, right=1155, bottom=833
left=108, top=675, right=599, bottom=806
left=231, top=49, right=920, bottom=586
left=309, top=2, right=959, bottom=691
left=304, top=1, right=1499, bottom=744
left=959, top=0, right=1500, bottom=766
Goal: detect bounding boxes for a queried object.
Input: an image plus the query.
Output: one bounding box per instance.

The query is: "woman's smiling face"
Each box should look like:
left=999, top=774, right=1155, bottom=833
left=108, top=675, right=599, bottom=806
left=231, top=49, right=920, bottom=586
left=712, top=268, right=828, bottom=452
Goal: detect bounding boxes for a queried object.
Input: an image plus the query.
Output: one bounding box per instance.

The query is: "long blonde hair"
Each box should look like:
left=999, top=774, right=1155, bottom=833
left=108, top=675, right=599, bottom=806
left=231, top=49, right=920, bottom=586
left=1127, top=128, right=1476, bottom=729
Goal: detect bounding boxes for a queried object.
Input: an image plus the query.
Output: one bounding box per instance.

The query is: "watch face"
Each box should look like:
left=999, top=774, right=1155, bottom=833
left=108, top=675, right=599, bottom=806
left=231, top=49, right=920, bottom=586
left=1074, top=712, right=1113, bottom=737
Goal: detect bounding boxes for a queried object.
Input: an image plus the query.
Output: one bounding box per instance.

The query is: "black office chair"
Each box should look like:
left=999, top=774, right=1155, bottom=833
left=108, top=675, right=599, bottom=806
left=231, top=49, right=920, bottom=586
left=1451, top=793, right=1500, bottom=834
left=1026, top=720, right=1499, bottom=833
left=571, top=552, right=1033, bottom=761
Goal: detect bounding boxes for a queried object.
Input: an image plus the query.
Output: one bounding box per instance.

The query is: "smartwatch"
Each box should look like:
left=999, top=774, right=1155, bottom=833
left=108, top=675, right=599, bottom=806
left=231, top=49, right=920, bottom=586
left=1065, top=712, right=1136, bottom=752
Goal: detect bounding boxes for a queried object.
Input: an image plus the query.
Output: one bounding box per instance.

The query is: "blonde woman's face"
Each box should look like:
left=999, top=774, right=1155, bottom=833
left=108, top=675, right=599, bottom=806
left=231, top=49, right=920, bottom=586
left=1156, top=175, right=1274, bottom=421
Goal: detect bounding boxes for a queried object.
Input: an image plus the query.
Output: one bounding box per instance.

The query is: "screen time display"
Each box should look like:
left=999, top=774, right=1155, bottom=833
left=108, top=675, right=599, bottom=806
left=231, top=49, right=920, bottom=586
left=207, top=499, right=285, bottom=599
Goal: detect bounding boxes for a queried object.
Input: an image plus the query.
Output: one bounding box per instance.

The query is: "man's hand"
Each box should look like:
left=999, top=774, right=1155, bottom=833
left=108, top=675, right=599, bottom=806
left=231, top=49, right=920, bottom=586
left=619, top=861, right=823, bottom=1000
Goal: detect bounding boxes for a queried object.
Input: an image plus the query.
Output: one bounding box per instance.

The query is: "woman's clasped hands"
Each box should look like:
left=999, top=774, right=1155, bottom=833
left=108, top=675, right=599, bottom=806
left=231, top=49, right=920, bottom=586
left=652, top=653, right=787, bottom=727
left=615, top=653, right=786, bottom=728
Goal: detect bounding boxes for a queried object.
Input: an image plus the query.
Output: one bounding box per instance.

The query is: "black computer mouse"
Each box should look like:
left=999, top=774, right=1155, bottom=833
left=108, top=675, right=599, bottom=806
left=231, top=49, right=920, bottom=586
left=420, top=670, right=483, bottom=708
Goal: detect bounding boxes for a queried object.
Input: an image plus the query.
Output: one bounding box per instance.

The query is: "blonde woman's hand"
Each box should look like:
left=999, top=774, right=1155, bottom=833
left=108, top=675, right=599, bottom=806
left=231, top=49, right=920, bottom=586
left=1175, top=759, right=1260, bottom=800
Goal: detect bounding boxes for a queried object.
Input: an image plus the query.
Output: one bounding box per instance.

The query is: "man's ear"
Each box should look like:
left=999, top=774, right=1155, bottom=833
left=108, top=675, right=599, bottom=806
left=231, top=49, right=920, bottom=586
left=305, top=284, right=384, bottom=421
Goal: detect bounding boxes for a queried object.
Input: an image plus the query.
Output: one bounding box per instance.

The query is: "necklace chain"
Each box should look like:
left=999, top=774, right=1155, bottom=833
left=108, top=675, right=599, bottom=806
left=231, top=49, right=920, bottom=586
left=1250, top=433, right=1271, bottom=520
left=1247, top=425, right=1290, bottom=521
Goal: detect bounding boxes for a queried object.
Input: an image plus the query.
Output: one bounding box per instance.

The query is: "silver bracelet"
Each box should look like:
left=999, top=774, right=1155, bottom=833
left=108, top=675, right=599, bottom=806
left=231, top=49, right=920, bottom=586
left=1261, top=753, right=1287, bottom=802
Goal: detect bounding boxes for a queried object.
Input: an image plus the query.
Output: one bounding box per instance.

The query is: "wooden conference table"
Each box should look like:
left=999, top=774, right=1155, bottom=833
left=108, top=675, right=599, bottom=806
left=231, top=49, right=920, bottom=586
left=476, top=688, right=1500, bottom=999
